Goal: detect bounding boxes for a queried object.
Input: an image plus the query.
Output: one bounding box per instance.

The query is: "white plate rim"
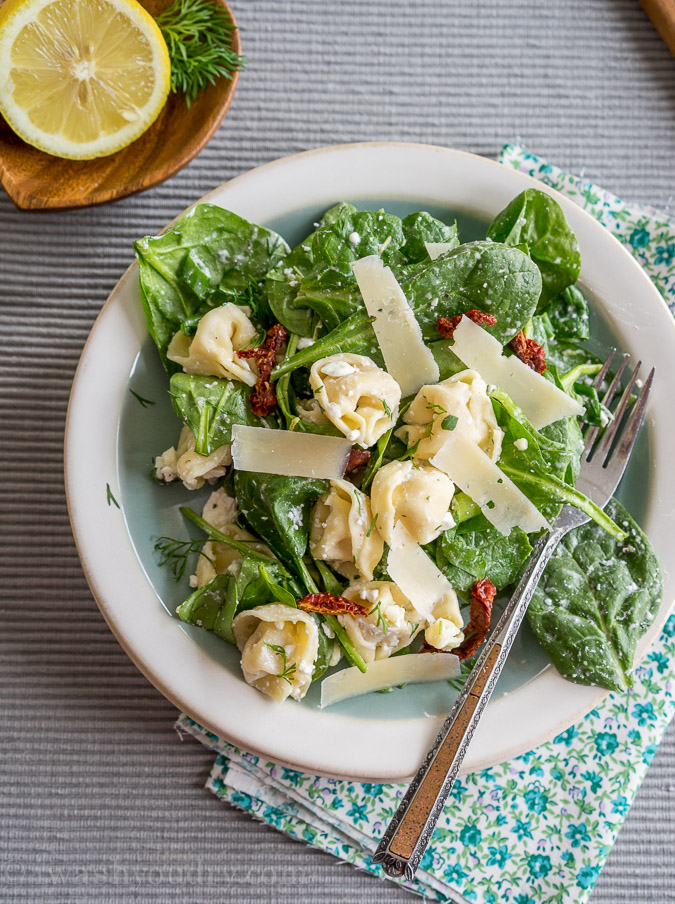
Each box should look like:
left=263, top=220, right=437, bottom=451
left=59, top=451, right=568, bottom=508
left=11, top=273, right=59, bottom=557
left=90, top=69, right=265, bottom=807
left=65, top=141, right=675, bottom=781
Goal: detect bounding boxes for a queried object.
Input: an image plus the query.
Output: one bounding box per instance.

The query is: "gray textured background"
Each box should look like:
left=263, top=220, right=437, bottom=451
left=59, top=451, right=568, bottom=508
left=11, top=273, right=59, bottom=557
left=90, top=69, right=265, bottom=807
left=2, top=0, right=675, bottom=901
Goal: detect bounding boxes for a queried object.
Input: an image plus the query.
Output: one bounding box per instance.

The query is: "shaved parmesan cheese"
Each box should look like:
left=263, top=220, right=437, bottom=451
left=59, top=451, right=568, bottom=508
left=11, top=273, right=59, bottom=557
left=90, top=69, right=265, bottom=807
left=352, top=255, right=439, bottom=397
left=425, top=241, right=455, bottom=261
left=387, top=523, right=456, bottom=621
left=231, top=425, right=351, bottom=479
left=431, top=430, right=549, bottom=535
left=451, top=316, right=583, bottom=429
left=320, top=652, right=460, bottom=708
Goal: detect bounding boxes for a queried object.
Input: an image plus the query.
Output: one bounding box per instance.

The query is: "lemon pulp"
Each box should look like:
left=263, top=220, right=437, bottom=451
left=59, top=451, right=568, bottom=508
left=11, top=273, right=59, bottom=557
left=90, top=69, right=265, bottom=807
left=0, top=0, right=171, bottom=159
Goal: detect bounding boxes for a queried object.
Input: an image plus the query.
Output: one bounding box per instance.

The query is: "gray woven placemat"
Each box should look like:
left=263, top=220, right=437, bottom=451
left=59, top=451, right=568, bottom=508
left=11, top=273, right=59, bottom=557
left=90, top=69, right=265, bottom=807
left=1, top=0, right=675, bottom=901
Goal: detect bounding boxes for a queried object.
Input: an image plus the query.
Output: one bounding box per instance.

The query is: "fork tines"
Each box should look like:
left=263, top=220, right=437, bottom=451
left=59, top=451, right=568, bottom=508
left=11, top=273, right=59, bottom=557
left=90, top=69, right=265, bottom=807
left=582, top=349, right=654, bottom=474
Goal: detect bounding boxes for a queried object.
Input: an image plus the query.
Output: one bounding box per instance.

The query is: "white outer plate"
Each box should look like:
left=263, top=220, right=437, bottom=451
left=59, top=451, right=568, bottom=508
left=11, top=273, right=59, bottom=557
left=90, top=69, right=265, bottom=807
left=65, top=143, right=675, bottom=781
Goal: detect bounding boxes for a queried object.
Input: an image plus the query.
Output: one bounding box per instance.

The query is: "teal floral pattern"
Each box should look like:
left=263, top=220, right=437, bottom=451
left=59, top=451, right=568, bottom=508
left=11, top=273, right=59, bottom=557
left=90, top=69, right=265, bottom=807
left=177, top=147, right=675, bottom=904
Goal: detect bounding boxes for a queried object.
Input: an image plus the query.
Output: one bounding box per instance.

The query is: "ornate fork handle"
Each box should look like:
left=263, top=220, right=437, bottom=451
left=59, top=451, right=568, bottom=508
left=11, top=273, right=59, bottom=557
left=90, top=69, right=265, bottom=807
left=372, top=522, right=573, bottom=881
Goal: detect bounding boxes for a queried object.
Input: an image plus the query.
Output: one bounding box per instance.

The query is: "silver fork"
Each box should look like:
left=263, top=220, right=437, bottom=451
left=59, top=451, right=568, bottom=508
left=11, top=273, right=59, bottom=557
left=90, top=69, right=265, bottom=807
left=373, top=350, right=654, bottom=881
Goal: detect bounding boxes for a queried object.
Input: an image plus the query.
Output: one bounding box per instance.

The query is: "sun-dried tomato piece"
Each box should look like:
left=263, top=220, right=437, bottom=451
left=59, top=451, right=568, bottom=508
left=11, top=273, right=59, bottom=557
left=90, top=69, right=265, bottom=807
left=508, top=330, right=547, bottom=374
left=454, top=578, right=496, bottom=661
left=297, top=593, right=367, bottom=616
left=237, top=323, right=289, bottom=415
left=238, top=323, right=289, bottom=378
left=436, top=310, right=498, bottom=338
left=249, top=380, right=278, bottom=417
left=344, top=448, right=371, bottom=475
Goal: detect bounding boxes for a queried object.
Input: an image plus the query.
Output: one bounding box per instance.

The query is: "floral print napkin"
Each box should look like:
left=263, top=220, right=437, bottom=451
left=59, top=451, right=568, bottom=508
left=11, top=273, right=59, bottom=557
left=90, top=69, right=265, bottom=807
left=176, top=145, right=675, bottom=904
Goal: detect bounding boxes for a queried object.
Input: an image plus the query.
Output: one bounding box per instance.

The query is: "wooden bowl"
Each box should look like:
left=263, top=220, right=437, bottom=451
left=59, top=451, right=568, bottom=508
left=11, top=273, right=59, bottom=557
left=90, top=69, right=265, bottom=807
left=0, top=0, right=241, bottom=211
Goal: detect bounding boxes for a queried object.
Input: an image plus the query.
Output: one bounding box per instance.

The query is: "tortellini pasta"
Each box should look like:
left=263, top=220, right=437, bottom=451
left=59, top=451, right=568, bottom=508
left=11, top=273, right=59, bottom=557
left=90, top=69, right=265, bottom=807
left=309, top=479, right=383, bottom=581
left=166, top=302, right=259, bottom=386
left=370, top=460, right=455, bottom=547
left=396, top=369, right=503, bottom=462
left=154, top=424, right=231, bottom=491
left=424, top=588, right=465, bottom=652
left=232, top=603, right=319, bottom=702
left=309, top=353, right=401, bottom=447
left=295, top=397, right=329, bottom=425
left=339, top=581, right=423, bottom=663
left=191, top=488, right=269, bottom=588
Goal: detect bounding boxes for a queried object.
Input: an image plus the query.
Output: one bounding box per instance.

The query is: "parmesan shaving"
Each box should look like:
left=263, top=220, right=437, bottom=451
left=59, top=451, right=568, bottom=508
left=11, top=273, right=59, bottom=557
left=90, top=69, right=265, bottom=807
left=352, top=255, right=439, bottom=397
left=386, top=523, right=456, bottom=621
left=431, top=430, right=549, bottom=535
left=425, top=241, right=455, bottom=260
left=231, top=425, right=351, bottom=480
left=451, top=316, right=583, bottom=429
left=320, top=652, right=460, bottom=708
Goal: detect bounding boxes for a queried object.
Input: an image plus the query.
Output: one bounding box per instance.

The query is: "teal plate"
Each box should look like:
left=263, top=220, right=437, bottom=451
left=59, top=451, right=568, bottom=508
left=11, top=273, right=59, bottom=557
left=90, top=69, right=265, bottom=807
left=68, top=144, right=674, bottom=780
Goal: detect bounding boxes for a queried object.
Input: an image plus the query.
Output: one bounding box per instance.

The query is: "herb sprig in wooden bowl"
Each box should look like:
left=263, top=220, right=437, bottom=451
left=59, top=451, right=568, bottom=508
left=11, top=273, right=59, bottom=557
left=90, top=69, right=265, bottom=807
left=157, top=0, right=247, bottom=107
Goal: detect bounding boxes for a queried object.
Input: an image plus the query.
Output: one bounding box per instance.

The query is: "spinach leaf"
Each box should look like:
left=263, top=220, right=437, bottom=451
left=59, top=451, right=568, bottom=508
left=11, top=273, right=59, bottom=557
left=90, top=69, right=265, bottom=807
left=270, top=311, right=381, bottom=381
left=134, top=204, right=287, bottom=368
left=234, top=471, right=327, bottom=581
left=437, top=517, right=532, bottom=591
left=528, top=497, right=662, bottom=691
left=400, top=212, right=458, bottom=263
left=490, top=386, right=578, bottom=482
left=176, top=556, right=301, bottom=645
left=401, top=241, right=542, bottom=344
left=311, top=619, right=335, bottom=681
left=543, top=284, right=590, bottom=341
left=266, top=207, right=405, bottom=335
left=177, top=574, right=237, bottom=643
left=487, top=188, right=581, bottom=307
left=490, top=387, right=621, bottom=537
left=169, top=373, right=263, bottom=454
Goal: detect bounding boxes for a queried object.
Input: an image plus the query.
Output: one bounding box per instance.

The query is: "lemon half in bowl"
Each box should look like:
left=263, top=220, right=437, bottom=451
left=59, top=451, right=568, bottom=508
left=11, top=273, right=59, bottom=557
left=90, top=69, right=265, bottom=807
left=0, top=0, right=171, bottom=160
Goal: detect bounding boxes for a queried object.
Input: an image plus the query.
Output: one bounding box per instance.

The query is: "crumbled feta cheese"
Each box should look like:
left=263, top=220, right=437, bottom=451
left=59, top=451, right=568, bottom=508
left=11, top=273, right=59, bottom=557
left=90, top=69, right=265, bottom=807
left=320, top=360, right=356, bottom=377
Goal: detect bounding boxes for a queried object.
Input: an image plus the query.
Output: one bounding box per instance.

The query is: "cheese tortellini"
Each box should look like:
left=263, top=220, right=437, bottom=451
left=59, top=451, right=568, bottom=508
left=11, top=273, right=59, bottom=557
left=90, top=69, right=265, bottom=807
left=310, top=479, right=383, bottom=581
left=191, top=488, right=269, bottom=588
left=396, top=369, right=503, bottom=462
left=339, top=581, right=423, bottom=663
left=154, top=424, right=232, bottom=490
left=295, top=397, right=329, bottom=425
left=309, top=353, right=400, bottom=447
left=166, top=302, right=259, bottom=386
left=370, top=460, right=455, bottom=547
left=424, top=588, right=465, bottom=652
left=232, top=603, right=319, bottom=702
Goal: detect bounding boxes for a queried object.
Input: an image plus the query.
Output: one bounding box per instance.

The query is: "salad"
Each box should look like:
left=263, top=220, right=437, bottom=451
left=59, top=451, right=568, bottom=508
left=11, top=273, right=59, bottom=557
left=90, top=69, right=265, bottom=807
left=133, top=189, right=662, bottom=707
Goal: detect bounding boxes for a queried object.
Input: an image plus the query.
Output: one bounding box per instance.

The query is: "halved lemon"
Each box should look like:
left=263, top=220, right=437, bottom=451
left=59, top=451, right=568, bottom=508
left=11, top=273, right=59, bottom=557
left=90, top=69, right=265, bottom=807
left=0, top=0, right=171, bottom=159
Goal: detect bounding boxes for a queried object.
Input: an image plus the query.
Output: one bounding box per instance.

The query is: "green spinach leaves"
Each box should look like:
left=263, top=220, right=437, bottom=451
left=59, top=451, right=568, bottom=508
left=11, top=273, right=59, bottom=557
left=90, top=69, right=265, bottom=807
left=437, top=517, right=532, bottom=592
left=135, top=204, right=287, bottom=369
left=234, top=471, right=327, bottom=581
left=487, top=188, right=581, bottom=307
left=170, top=373, right=264, bottom=454
left=528, top=498, right=662, bottom=691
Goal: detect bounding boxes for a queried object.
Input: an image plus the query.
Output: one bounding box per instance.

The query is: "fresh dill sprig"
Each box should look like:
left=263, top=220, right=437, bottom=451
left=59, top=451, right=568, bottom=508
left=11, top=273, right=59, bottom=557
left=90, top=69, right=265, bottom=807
left=129, top=388, right=155, bottom=408
left=156, top=0, right=247, bottom=108
left=264, top=642, right=297, bottom=685
left=155, top=536, right=214, bottom=581
left=368, top=601, right=389, bottom=635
